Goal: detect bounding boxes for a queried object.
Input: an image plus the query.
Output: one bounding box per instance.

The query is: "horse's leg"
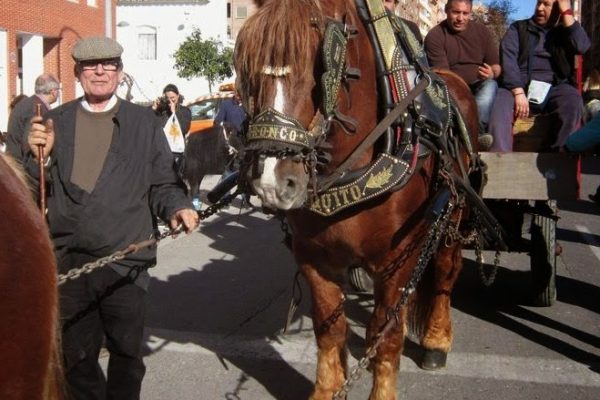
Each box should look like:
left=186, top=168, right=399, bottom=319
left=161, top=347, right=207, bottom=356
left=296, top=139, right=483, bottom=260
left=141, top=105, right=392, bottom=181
left=300, top=263, right=348, bottom=400
left=418, top=242, right=463, bottom=370
left=367, top=276, right=408, bottom=400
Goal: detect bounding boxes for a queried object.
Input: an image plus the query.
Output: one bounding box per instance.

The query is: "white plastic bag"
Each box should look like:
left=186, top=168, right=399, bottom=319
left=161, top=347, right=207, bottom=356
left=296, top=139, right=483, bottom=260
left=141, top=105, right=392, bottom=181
left=163, top=113, right=185, bottom=153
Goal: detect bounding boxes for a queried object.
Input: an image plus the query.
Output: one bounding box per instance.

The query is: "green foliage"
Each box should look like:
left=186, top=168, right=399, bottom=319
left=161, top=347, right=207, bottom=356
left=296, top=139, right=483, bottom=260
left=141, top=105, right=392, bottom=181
left=472, top=0, right=517, bottom=45
left=173, top=29, right=233, bottom=92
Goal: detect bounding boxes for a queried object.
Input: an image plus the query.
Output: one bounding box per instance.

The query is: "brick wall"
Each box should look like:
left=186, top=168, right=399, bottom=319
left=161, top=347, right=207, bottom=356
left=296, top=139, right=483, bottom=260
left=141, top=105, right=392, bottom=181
left=0, top=0, right=115, bottom=102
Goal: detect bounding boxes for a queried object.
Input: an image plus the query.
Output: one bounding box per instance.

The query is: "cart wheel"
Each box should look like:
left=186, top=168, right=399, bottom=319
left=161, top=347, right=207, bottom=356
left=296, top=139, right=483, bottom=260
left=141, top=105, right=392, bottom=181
left=530, top=200, right=557, bottom=306
left=348, top=266, right=374, bottom=294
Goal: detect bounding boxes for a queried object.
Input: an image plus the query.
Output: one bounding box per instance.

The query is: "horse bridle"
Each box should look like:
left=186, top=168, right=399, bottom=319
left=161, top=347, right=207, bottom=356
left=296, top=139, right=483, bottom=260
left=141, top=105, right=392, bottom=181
left=242, top=13, right=363, bottom=187
left=242, top=9, right=433, bottom=195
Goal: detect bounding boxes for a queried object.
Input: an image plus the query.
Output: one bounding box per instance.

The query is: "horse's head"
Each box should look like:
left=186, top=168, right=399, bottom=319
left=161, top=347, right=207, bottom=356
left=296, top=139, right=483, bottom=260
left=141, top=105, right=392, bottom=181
left=234, top=0, right=377, bottom=210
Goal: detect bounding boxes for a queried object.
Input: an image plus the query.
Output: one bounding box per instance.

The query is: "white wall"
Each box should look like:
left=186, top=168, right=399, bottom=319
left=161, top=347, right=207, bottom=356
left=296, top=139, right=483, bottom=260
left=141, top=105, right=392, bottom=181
left=20, top=34, right=44, bottom=96
left=116, top=2, right=228, bottom=104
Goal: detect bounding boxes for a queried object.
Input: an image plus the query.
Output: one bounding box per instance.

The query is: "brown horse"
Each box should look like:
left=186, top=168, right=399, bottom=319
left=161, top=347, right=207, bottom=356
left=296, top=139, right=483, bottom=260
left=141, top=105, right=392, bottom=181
left=0, top=154, right=64, bottom=399
left=234, top=0, right=490, bottom=399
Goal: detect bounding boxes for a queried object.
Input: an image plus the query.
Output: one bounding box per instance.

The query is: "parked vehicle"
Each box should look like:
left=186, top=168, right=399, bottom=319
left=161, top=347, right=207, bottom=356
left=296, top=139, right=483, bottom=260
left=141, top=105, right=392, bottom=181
left=186, top=84, right=235, bottom=135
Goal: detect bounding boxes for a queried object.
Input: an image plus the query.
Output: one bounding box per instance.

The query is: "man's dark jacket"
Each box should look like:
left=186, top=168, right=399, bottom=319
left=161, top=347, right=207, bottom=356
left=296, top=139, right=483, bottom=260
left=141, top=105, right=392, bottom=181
left=22, top=99, right=190, bottom=287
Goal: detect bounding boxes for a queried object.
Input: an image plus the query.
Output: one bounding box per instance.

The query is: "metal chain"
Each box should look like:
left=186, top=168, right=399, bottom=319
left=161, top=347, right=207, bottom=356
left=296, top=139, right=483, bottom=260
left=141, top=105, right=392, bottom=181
left=57, top=237, right=163, bottom=285
left=472, top=208, right=501, bottom=287
left=57, top=191, right=241, bottom=285
left=475, top=244, right=501, bottom=287
left=333, top=198, right=455, bottom=400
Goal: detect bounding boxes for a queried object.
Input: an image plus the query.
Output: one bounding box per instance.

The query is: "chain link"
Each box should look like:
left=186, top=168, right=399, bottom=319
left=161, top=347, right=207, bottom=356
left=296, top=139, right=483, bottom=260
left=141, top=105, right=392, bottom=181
left=57, top=191, right=241, bottom=285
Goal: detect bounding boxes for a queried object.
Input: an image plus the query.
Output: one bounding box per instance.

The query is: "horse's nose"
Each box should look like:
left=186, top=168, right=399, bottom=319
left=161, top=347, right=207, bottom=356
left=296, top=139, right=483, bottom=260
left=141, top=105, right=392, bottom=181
left=280, top=174, right=302, bottom=199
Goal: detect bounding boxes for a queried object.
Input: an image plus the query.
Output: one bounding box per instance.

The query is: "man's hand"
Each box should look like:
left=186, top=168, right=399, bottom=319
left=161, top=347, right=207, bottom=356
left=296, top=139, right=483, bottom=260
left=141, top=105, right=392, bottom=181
left=512, top=88, right=529, bottom=119
left=169, top=208, right=199, bottom=234
left=28, top=116, right=55, bottom=161
left=556, top=0, right=572, bottom=14
left=477, top=63, right=495, bottom=80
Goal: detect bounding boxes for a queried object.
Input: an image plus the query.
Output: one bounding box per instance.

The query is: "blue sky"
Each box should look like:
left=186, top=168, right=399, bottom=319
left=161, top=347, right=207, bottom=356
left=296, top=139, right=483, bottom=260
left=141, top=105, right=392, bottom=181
left=482, top=0, right=536, bottom=20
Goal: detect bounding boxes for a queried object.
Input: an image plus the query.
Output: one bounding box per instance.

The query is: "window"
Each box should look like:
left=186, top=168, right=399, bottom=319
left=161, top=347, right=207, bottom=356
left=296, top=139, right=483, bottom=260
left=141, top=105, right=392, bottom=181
left=236, top=6, right=247, bottom=18
left=227, top=3, right=231, bottom=18
left=190, top=99, right=219, bottom=120
left=86, top=0, right=97, bottom=6
left=137, top=26, right=157, bottom=60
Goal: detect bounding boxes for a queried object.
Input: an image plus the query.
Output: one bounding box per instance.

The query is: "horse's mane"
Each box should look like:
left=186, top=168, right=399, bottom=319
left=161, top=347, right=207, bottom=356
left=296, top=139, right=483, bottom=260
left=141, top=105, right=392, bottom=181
left=0, top=153, right=65, bottom=399
left=235, top=0, right=362, bottom=111
left=234, top=0, right=327, bottom=107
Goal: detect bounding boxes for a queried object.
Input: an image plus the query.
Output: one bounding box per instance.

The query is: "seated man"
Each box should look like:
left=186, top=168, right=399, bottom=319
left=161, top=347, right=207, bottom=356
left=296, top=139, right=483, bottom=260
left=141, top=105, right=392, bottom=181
left=489, top=0, right=590, bottom=152
left=424, top=0, right=500, bottom=149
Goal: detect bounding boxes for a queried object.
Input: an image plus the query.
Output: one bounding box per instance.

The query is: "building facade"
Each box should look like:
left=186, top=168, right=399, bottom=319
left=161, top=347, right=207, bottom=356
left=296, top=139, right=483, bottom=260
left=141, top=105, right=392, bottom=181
left=396, top=0, right=447, bottom=37
left=227, top=0, right=257, bottom=42
left=0, top=0, right=112, bottom=131
left=116, top=0, right=226, bottom=103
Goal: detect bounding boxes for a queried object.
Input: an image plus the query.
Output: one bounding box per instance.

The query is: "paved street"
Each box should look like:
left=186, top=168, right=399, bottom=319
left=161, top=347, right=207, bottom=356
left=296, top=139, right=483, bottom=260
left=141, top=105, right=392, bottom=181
left=121, top=167, right=600, bottom=399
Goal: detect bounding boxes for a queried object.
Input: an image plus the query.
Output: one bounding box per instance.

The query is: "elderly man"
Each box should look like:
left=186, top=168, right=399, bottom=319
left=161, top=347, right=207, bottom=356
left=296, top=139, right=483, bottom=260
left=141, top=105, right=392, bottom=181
left=489, top=0, right=591, bottom=152
left=424, top=0, right=501, bottom=149
left=5, top=73, right=60, bottom=160
left=26, top=37, right=198, bottom=399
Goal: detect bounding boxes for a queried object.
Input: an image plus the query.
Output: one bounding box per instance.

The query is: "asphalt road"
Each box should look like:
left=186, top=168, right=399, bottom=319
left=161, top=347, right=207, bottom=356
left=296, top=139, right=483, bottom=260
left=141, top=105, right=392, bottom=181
left=105, top=165, right=600, bottom=399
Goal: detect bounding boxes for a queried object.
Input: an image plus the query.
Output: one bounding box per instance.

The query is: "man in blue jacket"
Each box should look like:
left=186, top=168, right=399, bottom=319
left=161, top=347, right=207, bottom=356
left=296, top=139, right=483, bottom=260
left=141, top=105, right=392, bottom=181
left=489, top=0, right=590, bottom=152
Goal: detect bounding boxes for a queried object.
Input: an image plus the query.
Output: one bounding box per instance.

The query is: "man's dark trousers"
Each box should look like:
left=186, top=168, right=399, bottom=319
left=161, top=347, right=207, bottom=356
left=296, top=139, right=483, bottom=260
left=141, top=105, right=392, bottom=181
left=60, top=254, right=146, bottom=400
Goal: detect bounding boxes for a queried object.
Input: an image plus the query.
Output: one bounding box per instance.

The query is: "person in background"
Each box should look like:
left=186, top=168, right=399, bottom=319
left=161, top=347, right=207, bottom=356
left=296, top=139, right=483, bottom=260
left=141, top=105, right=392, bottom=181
left=488, top=0, right=590, bottom=152
left=214, top=92, right=246, bottom=136
left=424, top=0, right=500, bottom=150
left=5, top=74, right=60, bottom=160
left=564, top=112, right=600, bottom=204
left=152, top=83, right=192, bottom=175
left=9, top=94, right=28, bottom=110
left=582, top=69, right=600, bottom=123
left=26, top=36, right=198, bottom=400
left=212, top=92, right=251, bottom=207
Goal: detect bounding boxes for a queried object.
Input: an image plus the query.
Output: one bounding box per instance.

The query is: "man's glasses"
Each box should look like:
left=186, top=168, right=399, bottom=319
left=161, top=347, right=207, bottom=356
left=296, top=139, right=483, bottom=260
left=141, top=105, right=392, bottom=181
left=79, top=59, right=121, bottom=71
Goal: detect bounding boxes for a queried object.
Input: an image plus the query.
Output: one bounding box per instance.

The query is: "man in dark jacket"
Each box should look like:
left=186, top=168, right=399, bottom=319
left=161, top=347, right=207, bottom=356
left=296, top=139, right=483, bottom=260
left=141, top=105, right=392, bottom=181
left=26, top=37, right=198, bottom=400
left=214, top=93, right=246, bottom=134
left=489, top=0, right=591, bottom=152
left=5, top=73, right=60, bottom=160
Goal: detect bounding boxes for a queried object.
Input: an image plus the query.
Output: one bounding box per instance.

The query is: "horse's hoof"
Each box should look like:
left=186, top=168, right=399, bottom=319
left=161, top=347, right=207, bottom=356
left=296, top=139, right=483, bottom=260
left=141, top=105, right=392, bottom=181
left=421, top=349, right=447, bottom=370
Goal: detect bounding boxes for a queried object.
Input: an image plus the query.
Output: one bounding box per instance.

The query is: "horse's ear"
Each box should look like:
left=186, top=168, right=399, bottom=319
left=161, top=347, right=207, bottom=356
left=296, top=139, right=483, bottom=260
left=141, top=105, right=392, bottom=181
left=254, top=0, right=266, bottom=7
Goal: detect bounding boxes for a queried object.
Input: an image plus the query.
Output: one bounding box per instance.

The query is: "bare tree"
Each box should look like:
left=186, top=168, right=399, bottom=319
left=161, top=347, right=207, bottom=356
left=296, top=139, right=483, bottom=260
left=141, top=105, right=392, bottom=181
left=472, top=0, right=517, bottom=45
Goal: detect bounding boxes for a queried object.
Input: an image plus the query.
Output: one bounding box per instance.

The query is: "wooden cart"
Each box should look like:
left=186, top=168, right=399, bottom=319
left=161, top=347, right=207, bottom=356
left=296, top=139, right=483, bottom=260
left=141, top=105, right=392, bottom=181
left=479, top=115, right=580, bottom=306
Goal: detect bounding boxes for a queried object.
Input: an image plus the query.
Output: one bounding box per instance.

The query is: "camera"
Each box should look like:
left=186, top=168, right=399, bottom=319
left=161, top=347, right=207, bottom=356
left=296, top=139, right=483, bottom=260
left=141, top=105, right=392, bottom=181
left=156, top=95, right=170, bottom=113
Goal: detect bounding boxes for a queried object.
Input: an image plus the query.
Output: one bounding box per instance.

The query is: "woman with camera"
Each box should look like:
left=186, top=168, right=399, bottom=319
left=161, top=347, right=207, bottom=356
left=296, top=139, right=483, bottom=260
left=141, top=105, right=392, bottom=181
left=152, top=83, right=192, bottom=174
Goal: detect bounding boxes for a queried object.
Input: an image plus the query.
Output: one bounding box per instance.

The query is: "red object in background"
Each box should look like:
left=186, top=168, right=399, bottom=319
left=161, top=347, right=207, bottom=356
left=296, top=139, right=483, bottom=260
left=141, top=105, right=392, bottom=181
left=575, top=54, right=584, bottom=94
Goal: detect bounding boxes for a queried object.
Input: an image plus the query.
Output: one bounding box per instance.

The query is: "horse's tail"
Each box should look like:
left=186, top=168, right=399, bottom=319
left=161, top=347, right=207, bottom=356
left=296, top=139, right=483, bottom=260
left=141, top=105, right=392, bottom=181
left=182, top=125, right=231, bottom=189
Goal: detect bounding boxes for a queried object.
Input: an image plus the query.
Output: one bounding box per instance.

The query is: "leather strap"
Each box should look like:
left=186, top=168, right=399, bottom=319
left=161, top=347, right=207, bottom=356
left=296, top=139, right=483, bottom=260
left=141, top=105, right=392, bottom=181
left=317, top=76, right=429, bottom=192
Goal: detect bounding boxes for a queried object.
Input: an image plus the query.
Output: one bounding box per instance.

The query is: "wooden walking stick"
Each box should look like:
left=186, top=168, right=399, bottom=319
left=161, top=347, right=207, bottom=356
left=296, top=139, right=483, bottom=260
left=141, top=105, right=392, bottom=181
left=36, top=104, right=46, bottom=215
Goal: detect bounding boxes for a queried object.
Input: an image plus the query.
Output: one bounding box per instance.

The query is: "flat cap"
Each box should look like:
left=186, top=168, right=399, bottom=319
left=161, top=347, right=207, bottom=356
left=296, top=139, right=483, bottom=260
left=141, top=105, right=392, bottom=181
left=72, top=37, right=123, bottom=62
